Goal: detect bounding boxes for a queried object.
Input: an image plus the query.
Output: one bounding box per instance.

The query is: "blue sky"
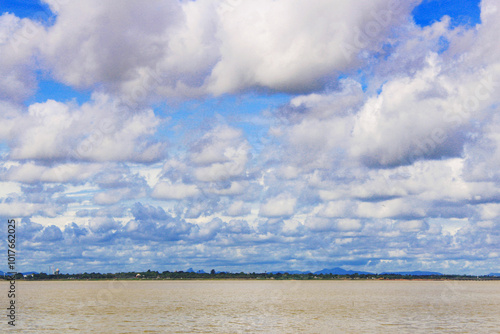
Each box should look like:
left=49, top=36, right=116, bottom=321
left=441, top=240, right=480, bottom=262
left=0, top=0, right=51, bottom=19
left=412, top=0, right=481, bottom=27
left=1, top=0, right=499, bottom=275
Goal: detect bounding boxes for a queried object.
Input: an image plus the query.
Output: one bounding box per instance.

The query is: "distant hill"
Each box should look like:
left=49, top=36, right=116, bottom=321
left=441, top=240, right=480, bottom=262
left=381, top=271, right=443, bottom=276
left=271, top=268, right=445, bottom=276
left=314, top=267, right=374, bottom=275
left=12, top=268, right=500, bottom=277
left=270, top=270, right=312, bottom=275
left=271, top=267, right=373, bottom=275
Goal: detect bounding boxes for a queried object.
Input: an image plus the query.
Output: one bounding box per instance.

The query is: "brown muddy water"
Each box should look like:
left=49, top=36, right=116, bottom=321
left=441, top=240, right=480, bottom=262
left=2, top=280, right=500, bottom=333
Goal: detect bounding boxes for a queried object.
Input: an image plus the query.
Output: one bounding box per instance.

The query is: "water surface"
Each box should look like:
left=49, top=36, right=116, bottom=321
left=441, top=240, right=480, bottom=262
left=3, top=280, right=500, bottom=333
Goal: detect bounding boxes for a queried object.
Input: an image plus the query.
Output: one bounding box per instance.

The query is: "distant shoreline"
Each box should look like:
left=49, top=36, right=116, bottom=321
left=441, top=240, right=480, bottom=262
left=8, top=278, right=500, bottom=281
left=4, top=272, right=500, bottom=282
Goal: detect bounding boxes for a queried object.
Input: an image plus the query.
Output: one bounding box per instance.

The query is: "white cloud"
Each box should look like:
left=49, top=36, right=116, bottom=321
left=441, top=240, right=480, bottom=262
left=0, top=202, right=40, bottom=217
left=356, top=198, right=426, bottom=219
left=39, top=0, right=184, bottom=91
left=4, top=93, right=164, bottom=162
left=306, top=217, right=362, bottom=232
left=208, top=0, right=418, bottom=94
left=2, top=162, right=103, bottom=183
left=88, top=217, right=121, bottom=233
left=0, top=181, right=20, bottom=198
left=335, top=219, right=363, bottom=232
left=190, top=126, right=243, bottom=165
left=259, top=195, right=296, bottom=217
left=207, top=181, right=247, bottom=196
left=191, top=125, right=250, bottom=182
left=477, top=204, right=500, bottom=220
left=152, top=182, right=201, bottom=200
left=225, top=200, right=251, bottom=217
left=194, top=158, right=248, bottom=182
left=317, top=201, right=355, bottom=218
left=351, top=53, right=464, bottom=167
left=395, top=220, right=428, bottom=233
left=4, top=0, right=500, bottom=275
left=0, top=14, right=40, bottom=102
left=5, top=0, right=417, bottom=99
left=93, top=188, right=141, bottom=205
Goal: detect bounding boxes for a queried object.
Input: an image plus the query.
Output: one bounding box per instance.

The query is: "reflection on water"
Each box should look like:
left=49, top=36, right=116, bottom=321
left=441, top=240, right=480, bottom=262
left=3, top=280, right=500, bottom=333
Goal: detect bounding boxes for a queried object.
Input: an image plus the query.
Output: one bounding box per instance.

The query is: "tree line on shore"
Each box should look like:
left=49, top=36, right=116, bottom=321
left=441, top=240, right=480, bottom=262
left=4, top=270, right=500, bottom=281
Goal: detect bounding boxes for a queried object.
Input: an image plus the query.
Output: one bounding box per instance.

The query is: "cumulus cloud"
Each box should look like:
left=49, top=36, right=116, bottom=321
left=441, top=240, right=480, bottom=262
left=3, top=0, right=500, bottom=274
left=1, top=162, right=103, bottom=183
left=35, top=225, right=64, bottom=242
left=259, top=195, right=297, bottom=218
left=0, top=202, right=41, bottom=217
left=208, top=0, right=419, bottom=94
left=93, top=188, right=138, bottom=205
left=0, top=13, right=40, bottom=102
left=39, top=0, right=185, bottom=91
left=1, top=0, right=420, bottom=100
left=225, top=200, right=251, bottom=217
left=88, top=217, right=121, bottom=233
left=3, top=93, right=164, bottom=162
left=306, top=217, right=363, bottom=232
left=152, top=182, right=201, bottom=200
left=351, top=54, right=495, bottom=167
left=190, top=125, right=250, bottom=182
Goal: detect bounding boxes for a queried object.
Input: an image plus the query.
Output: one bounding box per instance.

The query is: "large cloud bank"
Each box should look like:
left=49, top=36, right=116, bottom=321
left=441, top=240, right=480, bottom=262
left=1, top=0, right=499, bottom=274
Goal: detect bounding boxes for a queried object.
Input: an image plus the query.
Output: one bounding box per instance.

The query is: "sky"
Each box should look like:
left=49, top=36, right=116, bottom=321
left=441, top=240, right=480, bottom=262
left=0, top=0, right=498, bottom=275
